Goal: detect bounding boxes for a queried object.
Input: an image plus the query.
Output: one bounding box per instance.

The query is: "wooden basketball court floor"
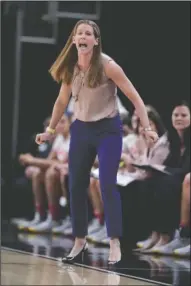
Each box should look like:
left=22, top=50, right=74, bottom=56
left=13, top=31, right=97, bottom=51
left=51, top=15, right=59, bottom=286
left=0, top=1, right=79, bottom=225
left=1, top=220, right=190, bottom=286
left=2, top=248, right=159, bottom=285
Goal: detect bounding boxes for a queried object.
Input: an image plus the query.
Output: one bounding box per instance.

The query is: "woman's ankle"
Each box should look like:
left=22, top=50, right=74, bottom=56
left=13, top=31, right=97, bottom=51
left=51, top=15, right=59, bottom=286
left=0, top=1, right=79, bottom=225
left=75, top=237, right=86, bottom=245
left=158, top=234, right=170, bottom=245
left=110, top=238, right=120, bottom=247
left=151, top=231, right=160, bottom=241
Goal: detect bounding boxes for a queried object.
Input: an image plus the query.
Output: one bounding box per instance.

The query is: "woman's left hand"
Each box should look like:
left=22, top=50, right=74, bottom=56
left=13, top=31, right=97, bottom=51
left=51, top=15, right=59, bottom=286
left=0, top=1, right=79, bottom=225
left=144, top=130, right=159, bottom=144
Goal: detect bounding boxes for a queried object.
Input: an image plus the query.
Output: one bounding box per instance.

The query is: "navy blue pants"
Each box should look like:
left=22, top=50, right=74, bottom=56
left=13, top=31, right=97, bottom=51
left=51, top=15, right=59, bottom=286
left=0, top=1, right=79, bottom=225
left=69, top=115, right=123, bottom=238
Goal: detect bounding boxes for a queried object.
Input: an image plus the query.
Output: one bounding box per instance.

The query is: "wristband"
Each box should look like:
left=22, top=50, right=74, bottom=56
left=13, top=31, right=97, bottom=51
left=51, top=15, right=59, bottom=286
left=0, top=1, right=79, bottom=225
left=119, top=161, right=125, bottom=168
left=46, top=126, right=56, bottom=134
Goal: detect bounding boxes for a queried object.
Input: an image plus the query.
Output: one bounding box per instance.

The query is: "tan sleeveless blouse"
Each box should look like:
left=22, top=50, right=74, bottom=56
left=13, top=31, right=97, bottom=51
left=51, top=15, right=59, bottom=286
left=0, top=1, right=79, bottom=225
left=71, top=54, right=118, bottom=122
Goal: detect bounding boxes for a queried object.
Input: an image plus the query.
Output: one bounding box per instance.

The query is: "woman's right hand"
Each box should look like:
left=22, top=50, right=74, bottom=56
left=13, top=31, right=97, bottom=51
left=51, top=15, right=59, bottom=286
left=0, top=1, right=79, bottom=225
left=35, top=132, right=54, bottom=145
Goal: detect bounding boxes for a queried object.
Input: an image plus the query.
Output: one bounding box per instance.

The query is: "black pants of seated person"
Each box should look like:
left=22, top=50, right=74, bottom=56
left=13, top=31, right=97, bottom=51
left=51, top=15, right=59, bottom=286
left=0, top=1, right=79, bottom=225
left=145, top=174, right=183, bottom=236
left=119, top=179, right=155, bottom=243
left=119, top=173, right=183, bottom=244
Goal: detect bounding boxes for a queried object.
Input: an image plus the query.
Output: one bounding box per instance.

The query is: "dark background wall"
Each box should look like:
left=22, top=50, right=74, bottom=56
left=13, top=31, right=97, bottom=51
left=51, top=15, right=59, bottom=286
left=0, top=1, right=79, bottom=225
left=1, top=1, right=190, bottom=182
left=100, top=2, right=190, bottom=114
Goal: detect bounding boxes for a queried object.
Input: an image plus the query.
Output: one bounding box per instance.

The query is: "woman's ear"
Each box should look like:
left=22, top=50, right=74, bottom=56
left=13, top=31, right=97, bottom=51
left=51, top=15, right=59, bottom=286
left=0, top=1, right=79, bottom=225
left=95, top=38, right=99, bottom=46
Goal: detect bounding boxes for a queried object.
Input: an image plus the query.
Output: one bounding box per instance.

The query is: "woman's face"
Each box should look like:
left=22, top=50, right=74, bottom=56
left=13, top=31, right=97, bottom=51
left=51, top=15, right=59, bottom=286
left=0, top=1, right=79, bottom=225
left=73, top=24, right=98, bottom=55
left=172, top=105, right=190, bottom=132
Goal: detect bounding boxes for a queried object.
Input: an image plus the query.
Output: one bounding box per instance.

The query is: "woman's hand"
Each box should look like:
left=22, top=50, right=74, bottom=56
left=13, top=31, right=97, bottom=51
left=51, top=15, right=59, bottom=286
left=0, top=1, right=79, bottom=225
left=35, top=132, right=54, bottom=145
left=19, top=153, right=34, bottom=165
left=144, top=130, right=159, bottom=144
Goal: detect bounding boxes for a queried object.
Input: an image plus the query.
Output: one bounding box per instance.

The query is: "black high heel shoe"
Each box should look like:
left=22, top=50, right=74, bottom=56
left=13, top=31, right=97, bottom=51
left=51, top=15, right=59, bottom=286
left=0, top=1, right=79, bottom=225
left=62, top=242, right=88, bottom=264
left=108, top=258, right=121, bottom=265
left=107, top=259, right=121, bottom=272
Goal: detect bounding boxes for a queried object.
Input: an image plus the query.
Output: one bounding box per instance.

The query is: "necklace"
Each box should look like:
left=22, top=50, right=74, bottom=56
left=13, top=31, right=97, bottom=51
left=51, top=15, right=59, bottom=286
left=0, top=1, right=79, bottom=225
left=73, top=65, right=91, bottom=102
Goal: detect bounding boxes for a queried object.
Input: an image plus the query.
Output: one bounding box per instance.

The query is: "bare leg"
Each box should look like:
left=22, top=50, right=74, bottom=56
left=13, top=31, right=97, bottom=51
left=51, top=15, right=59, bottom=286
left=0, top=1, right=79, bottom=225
left=67, top=238, right=87, bottom=257
left=155, top=234, right=171, bottom=246
left=60, top=174, right=67, bottom=198
left=180, top=173, right=190, bottom=226
left=59, top=164, right=69, bottom=198
left=25, top=166, right=40, bottom=180
left=147, top=231, right=161, bottom=245
left=109, top=238, right=121, bottom=263
left=45, top=166, right=62, bottom=220
left=31, top=168, right=46, bottom=217
left=95, top=180, right=104, bottom=213
left=88, top=178, right=104, bottom=222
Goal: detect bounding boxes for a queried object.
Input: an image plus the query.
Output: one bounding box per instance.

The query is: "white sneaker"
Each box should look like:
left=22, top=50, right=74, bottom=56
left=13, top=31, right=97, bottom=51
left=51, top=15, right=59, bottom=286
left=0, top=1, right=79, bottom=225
left=150, top=238, right=190, bottom=255
left=63, top=219, right=104, bottom=236
left=11, top=217, right=28, bottom=226
left=18, top=212, right=43, bottom=230
left=140, top=230, right=181, bottom=253
left=174, top=244, right=190, bottom=257
left=150, top=256, right=177, bottom=270
left=52, top=216, right=72, bottom=234
left=18, top=233, right=51, bottom=247
left=28, top=213, right=60, bottom=233
left=174, top=259, right=190, bottom=271
left=102, top=237, right=110, bottom=245
left=136, top=237, right=157, bottom=250
left=63, top=226, right=73, bottom=235
left=174, top=229, right=180, bottom=239
left=88, top=218, right=103, bottom=235
left=87, top=225, right=107, bottom=242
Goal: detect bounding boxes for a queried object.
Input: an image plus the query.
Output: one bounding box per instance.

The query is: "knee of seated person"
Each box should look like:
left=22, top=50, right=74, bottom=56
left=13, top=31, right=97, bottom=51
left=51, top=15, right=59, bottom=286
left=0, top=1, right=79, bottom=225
left=45, top=166, right=58, bottom=180
left=25, top=166, right=39, bottom=179
left=31, top=167, right=43, bottom=179
left=90, top=177, right=96, bottom=187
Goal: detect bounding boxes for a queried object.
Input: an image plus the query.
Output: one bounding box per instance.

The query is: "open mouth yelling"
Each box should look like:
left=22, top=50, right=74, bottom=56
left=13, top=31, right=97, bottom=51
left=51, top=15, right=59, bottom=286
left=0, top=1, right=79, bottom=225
left=78, top=43, right=88, bottom=50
